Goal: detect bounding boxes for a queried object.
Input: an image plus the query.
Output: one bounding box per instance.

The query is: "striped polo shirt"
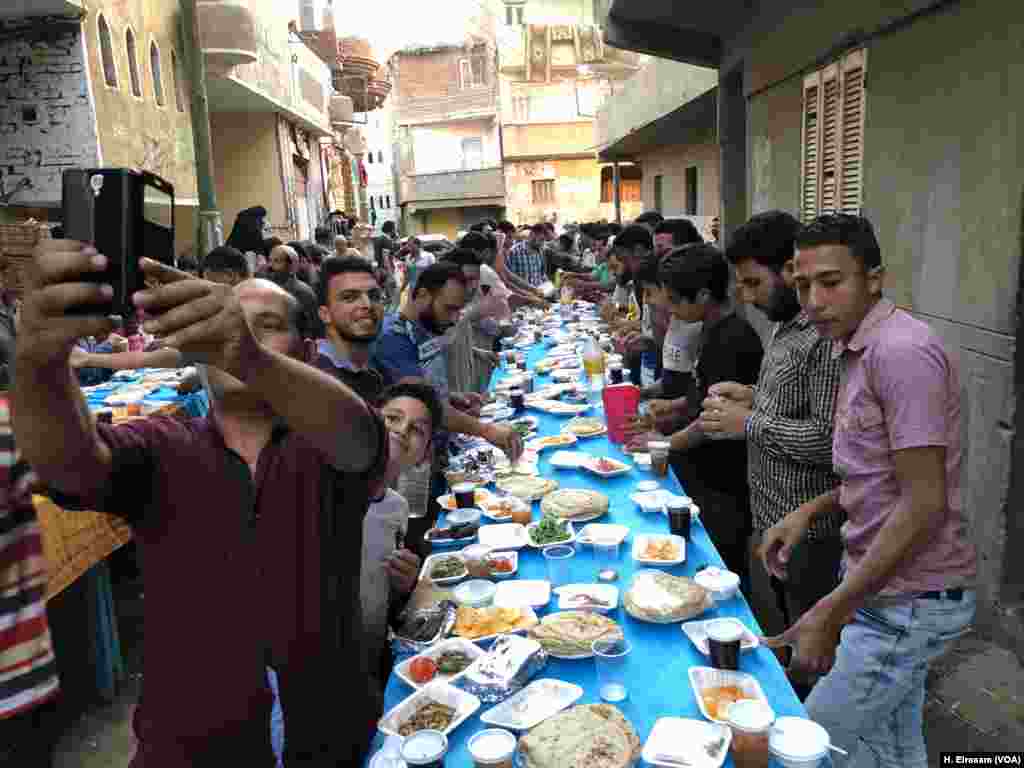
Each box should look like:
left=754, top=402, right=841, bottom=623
left=0, top=397, right=59, bottom=718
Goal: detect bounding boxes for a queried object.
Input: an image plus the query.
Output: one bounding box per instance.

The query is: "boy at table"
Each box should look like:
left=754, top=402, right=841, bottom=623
left=13, top=240, right=389, bottom=767
left=658, top=244, right=764, bottom=592
left=762, top=214, right=976, bottom=766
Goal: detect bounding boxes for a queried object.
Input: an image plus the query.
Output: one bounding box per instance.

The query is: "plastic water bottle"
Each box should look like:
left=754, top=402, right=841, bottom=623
left=641, top=350, right=657, bottom=388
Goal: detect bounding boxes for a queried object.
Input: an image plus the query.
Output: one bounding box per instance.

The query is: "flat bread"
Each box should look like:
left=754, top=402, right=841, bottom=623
left=519, top=704, right=639, bottom=768
left=528, top=611, right=622, bottom=656
left=496, top=475, right=558, bottom=501
left=541, top=488, right=609, bottom=520
left=563, top=417, right=606, bottom=437
left=623, top=571, right=713, bottom=623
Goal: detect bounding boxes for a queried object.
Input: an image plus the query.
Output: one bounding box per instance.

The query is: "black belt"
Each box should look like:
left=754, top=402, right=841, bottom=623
left=919, top=588, right=964, bottom=601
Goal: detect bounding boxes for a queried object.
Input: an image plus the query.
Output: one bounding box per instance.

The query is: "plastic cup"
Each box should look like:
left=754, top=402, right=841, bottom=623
left=769, top=717, right=831, bottom=768
left=593, top=537, right=620, bottom=582
left=593, top=636, right=631, bottom=702
left=667, top=498, right=692, bottom=539
left=707, top=618, right=744, bottom=671
left=602, top=383, right=642, bottom=444
left=453, top=482, right=477, bottom=509
left=727, top=700, right=775, bottom=768
left=648, top=440, right=671, bottom=477
left=543, top=544, right=575, bottom=587
left=510, top=389, right=525, bottom=411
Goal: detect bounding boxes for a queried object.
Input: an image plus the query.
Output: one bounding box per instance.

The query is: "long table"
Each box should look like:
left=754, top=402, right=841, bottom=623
left=370, top=340, right=805, bottom=765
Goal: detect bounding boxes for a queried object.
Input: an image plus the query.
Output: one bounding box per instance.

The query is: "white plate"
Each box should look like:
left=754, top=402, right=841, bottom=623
left=378, top=679, right=481, bottom=738
left=632, top=534, right=686, bottom=566
left=394, top=638, right=486, bottom=690
left=551, top=369, right=582, bottom=382
left=478, top=496, right=530, bottom=522
left=561, top=418, right=608, bottom=439
left=576, top=523, right=630, bottom=546
left=526, top=400, right=591, bottom=416
left=453, top=605, right=540, bottom=644
left=642, top=718, right=733, bottom=768
left=525, top=520, right=576, bottom=548
left=481, top=401, right=510, bottom=416
left=493, top=579, right=552, bottom=609
left=553, top=584, right=619, bottom=613
left=479, top=679, right=584, bottom=731
left=580, top=457, right=632, bottom=478
left=486, top=550, right=519, bottom=579
left=688, top=667, right=771, bottom=724
left=681, top=619, right=761, bottom=656
left=454, top=579, right=497, bottom=607
left=549, top=450, right=586, bottom=469
left=424, top=528, right=478, bottom=548
left=482, top=407, right=516, bottom=422
left=525, top=433, right=578, bottom=452
left=419, top=552, right=468, bottom=586
left=478, top=523, right=530, bottom=550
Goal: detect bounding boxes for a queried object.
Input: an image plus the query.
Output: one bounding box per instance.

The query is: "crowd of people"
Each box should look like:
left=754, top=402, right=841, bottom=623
left=0, top=204, right=975, bottom=768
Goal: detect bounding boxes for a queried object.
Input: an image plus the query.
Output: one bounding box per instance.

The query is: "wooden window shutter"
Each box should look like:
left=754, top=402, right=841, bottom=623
left=840, top=49, right=867, bottom=214
left=800, top=75, right=821, bottom=223
left=459, top=59, right=472, bottom=90
left=819, top=64, right=840, bottom=214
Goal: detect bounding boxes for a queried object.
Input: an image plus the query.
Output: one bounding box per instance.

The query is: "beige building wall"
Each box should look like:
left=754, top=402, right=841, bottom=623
left=637, top=140, right=720, bottom=219
left=209, top=111, right=287, bottom=242
left=505, top=157, right=612, bottom=226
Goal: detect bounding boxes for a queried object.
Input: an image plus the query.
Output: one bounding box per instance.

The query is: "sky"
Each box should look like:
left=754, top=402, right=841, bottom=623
left=333, top=0, right=493, bottom=62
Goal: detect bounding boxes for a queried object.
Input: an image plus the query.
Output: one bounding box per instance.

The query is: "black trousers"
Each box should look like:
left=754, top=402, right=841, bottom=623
left=0, top=696, right=61, bottom=768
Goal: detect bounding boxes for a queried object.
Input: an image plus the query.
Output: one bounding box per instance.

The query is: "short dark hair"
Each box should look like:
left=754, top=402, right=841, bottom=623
left=203, top=246, right=251, bottom=277
left=469, top=222, right=486, bottom=233
left=442, top=248, right=482, bottom=269
left=726, top=211, right=801, bottom=272
left=635, top=210, right=665, bottom=227
left=796, top=213, right=882, bottom=270
left=655, top=218, right=704, bottom=247
left=496, top=220, right=516, bottom=235
left=263, top=237, right=284, bottom=256
left=382, top=221, right=396, bottom=235
left=177, top=255, right=200, bottom=273
left=413, top=261, right=467, bottom=300
left=288, top=240, right=312, bottom=262
left=314, top=226, right=332, bottom=246
left=318, top=255, right=377, bottom=306
left=459, top=232, right=490, bottom=253
left=659, top=243, right=730, bottom=303
left=635, top=252, right=663, bottom=287
left=379, top=381, right=445, bottom=434
left=607, top=223, right=623, bottom=236
left=529, top=223, right=547, bottom=235
left=611, top=224, right=654, bottom=253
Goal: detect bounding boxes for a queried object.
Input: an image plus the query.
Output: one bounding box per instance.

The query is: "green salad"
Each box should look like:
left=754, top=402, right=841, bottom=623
left=530, top=513, right=571, bottom=545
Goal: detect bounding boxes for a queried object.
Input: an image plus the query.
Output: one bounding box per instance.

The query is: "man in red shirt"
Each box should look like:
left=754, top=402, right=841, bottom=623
left=13, top=240, right=388, bottom=766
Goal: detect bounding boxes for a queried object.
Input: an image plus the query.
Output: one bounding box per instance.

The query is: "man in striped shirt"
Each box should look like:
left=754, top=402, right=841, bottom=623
left=0, top=395, right=61, bottom=765
left=699, top=212, right=844, bottom=686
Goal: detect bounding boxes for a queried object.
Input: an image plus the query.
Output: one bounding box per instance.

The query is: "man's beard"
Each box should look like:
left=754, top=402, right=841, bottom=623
left=336, top=325, right=379, bottom=344
left=421, top=305, right=451, bottom=336
left=764, top=282, right=802, bottom=323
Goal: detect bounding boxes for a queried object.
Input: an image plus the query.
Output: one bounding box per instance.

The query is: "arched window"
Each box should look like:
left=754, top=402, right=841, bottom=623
left=150, top=41, right=165, bottom=106
left=126, top=27, right=142, bottom=98
left=367, top=152, right=373, bottom=164
left=171, top=50, right=184, bottom=112
left=378, top=151, right=383, bottom=163
left=97, top=14, right=118, bottom=88
left=386, top=194, right=391, bottom=208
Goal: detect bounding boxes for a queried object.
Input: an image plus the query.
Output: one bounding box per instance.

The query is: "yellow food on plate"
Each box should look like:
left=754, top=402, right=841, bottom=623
left=702, top=685, right=753, bottom=720
left=641, top=537, right=680, bottom=561
left=454, top=606, right=533, bottom=639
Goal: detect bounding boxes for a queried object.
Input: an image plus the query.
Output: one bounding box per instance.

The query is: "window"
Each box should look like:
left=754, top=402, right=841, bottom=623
left=367, top=152, right=373, bottom=164
left=532, top=179, right=555, bottom=205
left=505, top=4, right=525, bottom=25
left=379, top=195, right=385, bottom=208
left=459, top=52, right=488, bottom=89
left=386, top=194, right=391, bottom=208
left=654, top=175, right=664, bottom=214
left=378, top=150, right=383, bottom=163
left=97, top=15, right=118, bottom=88
left=171, top=50, right=184, bottom=112
left=800, top=49, right=867, bottom=221
left=685, top=167, right=698, bottom=215
left=370, top=196, right=375, bottom=211
left=600, top=165, right=642, bottom=203
left=461, top=137, right=483, bottom=170
left=125, top=27, right=142, bottom=98
left=150, top=41, right=165, bottom=106
left=512, top=95, right=530, bottom=122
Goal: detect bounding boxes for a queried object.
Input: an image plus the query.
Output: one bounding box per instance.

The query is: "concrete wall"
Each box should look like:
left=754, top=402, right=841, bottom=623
left=595, top=57, right=716, bottom=148
left=504, top=157, right=622, bottom=226
left=637, top=138, right=719, bottom=218
left=741, top=0, right=1024, bottom=642
left=408, top=119, right=501, bottom=175
left=209, top=111, right=287, bottom=241
left=503, top=122, right=596, bottom=159
left=0, top=16, right=100, bottom=207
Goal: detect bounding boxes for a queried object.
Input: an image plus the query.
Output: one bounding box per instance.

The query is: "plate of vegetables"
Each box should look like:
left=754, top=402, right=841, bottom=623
left=395, top=638, right=486, bottom=690
left=420, top=553, right=469, bottom=586
left=526, top=515, right=576, bottom=548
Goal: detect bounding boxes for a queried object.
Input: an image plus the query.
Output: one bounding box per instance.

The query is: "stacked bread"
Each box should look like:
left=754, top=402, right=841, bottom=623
left=518, top=704, right=641, bottom=768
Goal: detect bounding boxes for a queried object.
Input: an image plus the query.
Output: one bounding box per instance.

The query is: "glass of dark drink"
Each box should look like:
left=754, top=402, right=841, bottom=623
left=608, top=364, right=624, bottom=384
left=510, top=389, right=525, bottom=411
left=706, top=619, right=743, bottom=671
left=452, top=482, right=477, bottom=509
left=667, top=498, right=692, bottom=540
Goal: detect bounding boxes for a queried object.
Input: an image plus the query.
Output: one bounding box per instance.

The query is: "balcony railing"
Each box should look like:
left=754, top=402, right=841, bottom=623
left=402, top=167, right=506, bottom=203
left=396, top=87, right=498, bottom=126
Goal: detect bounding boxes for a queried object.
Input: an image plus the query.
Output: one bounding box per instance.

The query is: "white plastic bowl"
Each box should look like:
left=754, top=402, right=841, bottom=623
left=695, top=567, right=741, bottom=601
left=769, top=716, right=831, bottom=768
left=446, top=507, right=482, bottom=526
left=453, top=579, right=497, bottom=608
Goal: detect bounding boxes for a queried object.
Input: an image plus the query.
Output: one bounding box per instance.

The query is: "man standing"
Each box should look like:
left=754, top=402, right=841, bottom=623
left=267, top=243, right=320, bottom=337
left=14, top=242, right=388, bottom=766
left=763, top=215, right=976, bottom=765
left=660, top=244, right=764, bottom=590
left=505, top=223, right=548, bottom=290
left=699, top=212, right=843, bottom=683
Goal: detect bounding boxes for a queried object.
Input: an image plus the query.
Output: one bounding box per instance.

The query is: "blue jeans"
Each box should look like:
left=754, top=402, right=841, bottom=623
left=805, top=590, right=975, bottom=768
left=268, top=667, right=284, bottom=768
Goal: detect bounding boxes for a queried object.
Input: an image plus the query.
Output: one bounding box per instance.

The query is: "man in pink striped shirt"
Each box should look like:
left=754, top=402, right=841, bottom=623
left=0, top=394, right=61, bottom=764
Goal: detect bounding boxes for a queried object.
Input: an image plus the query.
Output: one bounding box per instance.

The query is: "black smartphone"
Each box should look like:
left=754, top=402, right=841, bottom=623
left=61, top=168, right=174, bottom=317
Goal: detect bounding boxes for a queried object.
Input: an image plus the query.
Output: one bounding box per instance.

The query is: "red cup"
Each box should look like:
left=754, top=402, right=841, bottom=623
left=602, top=384, right=641, bottom=444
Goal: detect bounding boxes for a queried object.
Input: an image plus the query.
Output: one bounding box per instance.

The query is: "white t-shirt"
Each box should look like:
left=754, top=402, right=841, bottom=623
left=662, top=317, right=703, bottom=373
left=361, top=489, right=411, bottom=666
left=414, top=252, right=436, bottom=269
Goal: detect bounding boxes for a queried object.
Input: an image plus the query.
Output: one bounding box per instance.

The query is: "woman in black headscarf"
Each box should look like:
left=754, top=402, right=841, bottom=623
left=226, top=206, right=269, bottom=257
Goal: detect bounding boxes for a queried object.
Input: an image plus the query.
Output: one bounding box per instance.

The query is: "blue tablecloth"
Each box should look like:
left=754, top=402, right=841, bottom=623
left=83, top=370, right=209, bottom=417
left=370, top=341, right=805, bottom=765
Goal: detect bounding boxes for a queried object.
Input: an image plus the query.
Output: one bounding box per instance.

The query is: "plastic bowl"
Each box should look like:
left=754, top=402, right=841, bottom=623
left=453, top=579, right=497, bottom=608
left=769, top=717, right=830, bottom=768
left=447, top=508, right=483, bottom=526
left=695, top=567, right=741, bottom=602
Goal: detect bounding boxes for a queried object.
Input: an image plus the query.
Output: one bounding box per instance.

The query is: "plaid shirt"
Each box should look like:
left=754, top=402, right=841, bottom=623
left=745, top=312, right=844, bottom=539
left=506, top=240, right=546, bottom=287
